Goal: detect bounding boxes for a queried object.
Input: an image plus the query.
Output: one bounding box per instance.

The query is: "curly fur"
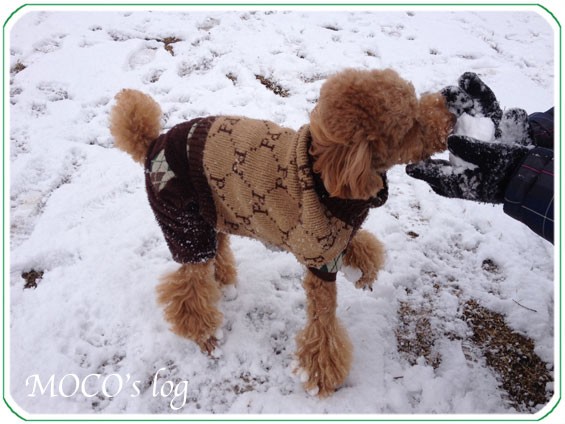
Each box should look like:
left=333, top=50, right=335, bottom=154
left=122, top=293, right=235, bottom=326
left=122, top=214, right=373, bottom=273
left=110, top=68, right=454, bottom=397
left=343, top=230, right=385, bottom=290
left=214, top=232, right=237, bottom=286
left=310, top=68, right=454, bottom=199
left=295, top=271, right=353, bottom=397
left=110, top=89, right=162, bottom=164
left=156, top=262, right=223, bottom=354
left=412, top=92, right=455, bottom=157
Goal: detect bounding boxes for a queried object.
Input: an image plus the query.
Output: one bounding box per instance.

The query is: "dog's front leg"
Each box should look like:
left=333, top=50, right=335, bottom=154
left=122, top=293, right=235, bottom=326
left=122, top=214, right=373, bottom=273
left=343, top=229, right=385, bottom=291
left=295, top=271, right=353, bottom=397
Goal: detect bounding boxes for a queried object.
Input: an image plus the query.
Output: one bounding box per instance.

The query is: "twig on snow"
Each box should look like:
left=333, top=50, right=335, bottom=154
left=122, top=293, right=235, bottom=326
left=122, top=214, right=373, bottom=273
left=512, top=299, right=538, bottom=313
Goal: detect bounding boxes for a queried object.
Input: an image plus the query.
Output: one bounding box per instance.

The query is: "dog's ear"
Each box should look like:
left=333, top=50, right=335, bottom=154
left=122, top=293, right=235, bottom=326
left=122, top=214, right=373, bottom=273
left=310, top=113, right=383, bottom=199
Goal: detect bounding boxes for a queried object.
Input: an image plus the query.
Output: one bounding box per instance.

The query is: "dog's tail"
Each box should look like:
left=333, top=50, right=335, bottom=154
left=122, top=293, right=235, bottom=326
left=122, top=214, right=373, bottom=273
left=110, top=89, right=162, bottom=164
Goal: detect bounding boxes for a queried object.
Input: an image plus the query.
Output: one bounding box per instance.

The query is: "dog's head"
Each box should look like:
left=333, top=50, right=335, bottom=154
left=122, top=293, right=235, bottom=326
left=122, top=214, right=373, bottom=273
left=309, top=68, right=454, bottom=200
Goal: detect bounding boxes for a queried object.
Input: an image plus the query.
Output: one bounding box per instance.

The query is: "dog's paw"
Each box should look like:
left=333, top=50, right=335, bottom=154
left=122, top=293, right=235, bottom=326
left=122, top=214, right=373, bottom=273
left=355, top=278, right=374, bottom=292
left=291, top=360, right=323, bottom=397
left=295, top=366, right=336, bottom=397
left=201, top=329, right=226, bottom=358
left=198, top=336, right=218, bottom=355
left=209, top=345, right=223, bottom=359
left=299, top=370, right=321, bottom=397
left=291, top=354, right=349, bottom=398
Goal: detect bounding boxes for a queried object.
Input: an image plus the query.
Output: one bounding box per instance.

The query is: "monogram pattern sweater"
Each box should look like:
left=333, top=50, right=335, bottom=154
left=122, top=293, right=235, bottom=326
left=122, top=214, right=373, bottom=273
left=145, top=116, right=388, bottom=280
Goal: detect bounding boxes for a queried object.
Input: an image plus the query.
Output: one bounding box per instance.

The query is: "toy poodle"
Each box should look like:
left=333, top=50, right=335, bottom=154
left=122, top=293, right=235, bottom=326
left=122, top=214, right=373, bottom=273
left=110, top=68, right=454, bottom=397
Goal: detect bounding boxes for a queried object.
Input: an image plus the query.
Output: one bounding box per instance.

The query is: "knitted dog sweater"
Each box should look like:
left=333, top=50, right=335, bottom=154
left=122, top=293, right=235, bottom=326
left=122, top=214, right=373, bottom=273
left=145, top=116, right=388, bottom=281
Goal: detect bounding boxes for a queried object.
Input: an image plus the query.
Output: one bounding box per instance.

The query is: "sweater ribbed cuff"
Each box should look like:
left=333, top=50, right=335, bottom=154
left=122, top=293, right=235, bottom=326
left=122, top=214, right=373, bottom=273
left=308, top=267, right=337, bottom=282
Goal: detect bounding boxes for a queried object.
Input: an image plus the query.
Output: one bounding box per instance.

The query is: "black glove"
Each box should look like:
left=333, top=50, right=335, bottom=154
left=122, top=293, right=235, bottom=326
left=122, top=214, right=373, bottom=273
left=406, top=135, right=530, bottom=204
left=406, top=72, right=536, bottom=203
left=441, top=72, right=534, bottom=145
left=441, top=72, right=503, bottom=137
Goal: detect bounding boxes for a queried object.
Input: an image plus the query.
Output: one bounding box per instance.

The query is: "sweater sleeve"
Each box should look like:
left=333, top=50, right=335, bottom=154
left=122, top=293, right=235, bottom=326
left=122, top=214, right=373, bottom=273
left=503, top=147, right=554, bottom=243
left=528, top=108, right=554, bottom=149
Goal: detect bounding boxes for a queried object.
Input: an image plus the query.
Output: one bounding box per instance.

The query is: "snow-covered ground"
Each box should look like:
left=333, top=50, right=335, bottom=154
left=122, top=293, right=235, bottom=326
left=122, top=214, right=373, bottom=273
left=5, top=5, right=558, bottom=419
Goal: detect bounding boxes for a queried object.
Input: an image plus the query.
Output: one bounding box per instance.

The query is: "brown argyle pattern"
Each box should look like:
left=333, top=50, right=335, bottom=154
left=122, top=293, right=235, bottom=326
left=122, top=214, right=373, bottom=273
left=202, top=116, right=356, bottom=269
left=149, top=149, right=175, bottom=192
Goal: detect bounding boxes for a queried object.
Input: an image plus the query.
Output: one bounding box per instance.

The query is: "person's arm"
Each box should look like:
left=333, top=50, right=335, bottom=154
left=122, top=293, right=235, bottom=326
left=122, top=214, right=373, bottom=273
left=406, top=136, right=554, bottom=244
left=528, top=108, right=554, bottom=149
left=503, top=147, right=554, bottom=243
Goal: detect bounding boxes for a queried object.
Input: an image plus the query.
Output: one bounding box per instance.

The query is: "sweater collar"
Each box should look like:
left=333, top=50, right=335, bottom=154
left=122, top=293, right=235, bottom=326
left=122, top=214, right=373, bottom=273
left=311, top=164, right=388, bottom=228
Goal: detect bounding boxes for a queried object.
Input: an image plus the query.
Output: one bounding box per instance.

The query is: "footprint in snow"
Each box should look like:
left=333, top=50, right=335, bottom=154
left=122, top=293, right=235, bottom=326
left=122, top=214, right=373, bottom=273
left=127, top=42, right=159, bottom=70
left=33, top=35, right=66, bottom=53
left=143, top=69, right=165, bottom=84
left=37, top=81, right=72, bottom=101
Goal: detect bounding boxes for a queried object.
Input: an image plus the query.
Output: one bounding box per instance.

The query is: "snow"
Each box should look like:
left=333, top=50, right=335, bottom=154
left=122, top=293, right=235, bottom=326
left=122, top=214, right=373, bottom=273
left=4, top=4, right=558, bottom=420
left=453, top=113, right=496, bottom=141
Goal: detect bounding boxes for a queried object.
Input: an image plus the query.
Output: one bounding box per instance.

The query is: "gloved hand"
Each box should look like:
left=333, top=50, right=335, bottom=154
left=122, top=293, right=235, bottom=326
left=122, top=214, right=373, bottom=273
left=406, top=72, right=535, bottom=203
left=441, top=71, right=503, bottom=136
left=406, top=135, right=530, bottom=203
left=441, top=72, right=533, bottom=145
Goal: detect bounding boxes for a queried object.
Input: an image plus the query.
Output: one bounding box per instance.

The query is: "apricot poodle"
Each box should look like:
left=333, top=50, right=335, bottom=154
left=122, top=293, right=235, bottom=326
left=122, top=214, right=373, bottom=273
left=110, top=68, right=454, bottom=397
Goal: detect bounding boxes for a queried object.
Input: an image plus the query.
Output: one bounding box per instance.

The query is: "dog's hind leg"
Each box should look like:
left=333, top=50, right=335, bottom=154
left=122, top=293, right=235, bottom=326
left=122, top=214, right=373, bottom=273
left=343, top=229, right=385, bottom=291
left=214, top=232, right=237, bottom=286
left=295, top=271, right=353, bottom=397
left=156, top=261, right=222, bottom=354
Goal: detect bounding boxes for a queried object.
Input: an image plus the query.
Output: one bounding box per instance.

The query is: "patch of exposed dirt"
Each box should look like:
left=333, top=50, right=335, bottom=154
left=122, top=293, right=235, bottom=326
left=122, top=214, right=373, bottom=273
left=226, top=72, right=238, bottom=85
left=396, top=301, right=440, bottom=369
left=463, top=299, right=553, bottom=411
left=157, top=36, right=181, bottom=56
left=396, top=281, right=552, bottom=411
left=11, top=61, right=26, bottom=75
left=255, top=74, right=289, bottom=97
left=22, top=269, right=44, bottom=289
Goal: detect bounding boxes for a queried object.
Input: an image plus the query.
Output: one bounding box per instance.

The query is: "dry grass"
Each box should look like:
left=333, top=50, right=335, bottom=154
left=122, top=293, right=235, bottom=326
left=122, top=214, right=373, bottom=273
left=159, top=36, right=181, bottom=56
left=22, top=269, right=44, bottom=289
left=226, top=72, right=238, bottom=85
left=396, top=289, right=552, bottom=411
left=11, top=61, right=26, bottom=75
left=255, top=74, right=289, bottom=97
left=396, top=301, right=440, bottom=369
left=463, top=300, right=553, bottom=411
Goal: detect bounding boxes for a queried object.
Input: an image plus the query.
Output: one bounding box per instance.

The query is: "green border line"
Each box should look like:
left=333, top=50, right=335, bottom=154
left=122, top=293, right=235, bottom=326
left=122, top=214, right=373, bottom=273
left=2, top=2, right=562, bottom=422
